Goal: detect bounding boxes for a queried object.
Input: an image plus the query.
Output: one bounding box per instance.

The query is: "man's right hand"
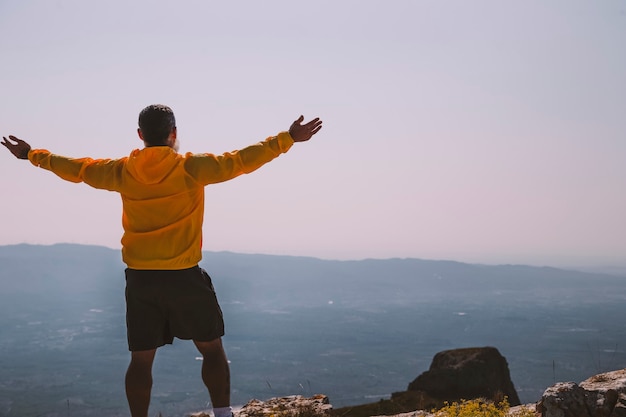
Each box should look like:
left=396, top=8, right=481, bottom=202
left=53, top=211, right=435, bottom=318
left=1, top=135, right=31, bottom=160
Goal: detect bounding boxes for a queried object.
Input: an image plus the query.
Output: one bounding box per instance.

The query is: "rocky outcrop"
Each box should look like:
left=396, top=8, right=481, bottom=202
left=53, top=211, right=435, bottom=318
left=407, top=346, right=521, bottom=406
left=538, top=368, right=626, bottom=417
left=236, top=394, right=332, bottom=417
left=191, top=395, right=332, bottom=417
left=188, top=363, right=626, bottom=417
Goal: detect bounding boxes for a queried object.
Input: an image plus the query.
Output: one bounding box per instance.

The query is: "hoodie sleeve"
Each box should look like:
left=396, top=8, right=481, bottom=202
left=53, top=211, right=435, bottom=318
left=184, top=131, right=294, bottom=185
left=28, top=149, right=126, bottom=191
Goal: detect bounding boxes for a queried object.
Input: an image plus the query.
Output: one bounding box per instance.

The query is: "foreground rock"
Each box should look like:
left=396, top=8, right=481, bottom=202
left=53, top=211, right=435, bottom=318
left=194, top=394, right=534, bottom=417
left=406, top=346, right=521, bottom=406
left=237, top=394, right=332, bottom=417
left=192, top=395, right=332, bottom=417
left=538, top=368, right=626, bottom=417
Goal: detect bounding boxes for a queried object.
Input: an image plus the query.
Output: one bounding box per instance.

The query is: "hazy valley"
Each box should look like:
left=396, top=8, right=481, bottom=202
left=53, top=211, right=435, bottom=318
left=1, top=244, right=625, bottom=417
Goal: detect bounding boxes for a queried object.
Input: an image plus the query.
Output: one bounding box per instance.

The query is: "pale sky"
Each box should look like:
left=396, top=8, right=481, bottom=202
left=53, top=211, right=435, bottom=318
left=1, top=1, right=625, bottom=268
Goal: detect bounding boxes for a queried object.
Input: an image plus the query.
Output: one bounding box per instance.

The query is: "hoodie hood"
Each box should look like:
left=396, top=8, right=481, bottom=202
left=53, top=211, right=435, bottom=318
left=125, top=147, right=180, bottom=185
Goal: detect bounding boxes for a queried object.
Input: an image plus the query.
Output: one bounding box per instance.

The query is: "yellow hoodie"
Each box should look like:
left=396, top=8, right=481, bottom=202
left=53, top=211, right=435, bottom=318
left=28, top=132, right=294, bottom=270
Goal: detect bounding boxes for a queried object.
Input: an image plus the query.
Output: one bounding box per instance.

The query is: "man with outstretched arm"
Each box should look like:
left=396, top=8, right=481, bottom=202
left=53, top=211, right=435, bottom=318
left=2, top=104, right=322, bottom=417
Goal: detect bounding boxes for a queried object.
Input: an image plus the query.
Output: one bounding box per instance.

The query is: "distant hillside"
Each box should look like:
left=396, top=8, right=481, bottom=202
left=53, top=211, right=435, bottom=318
left=1, top=243, right=625, bottom=417
left=3, top=243, right=622, bottom=307
left=199, top=250, right=626, bottom=308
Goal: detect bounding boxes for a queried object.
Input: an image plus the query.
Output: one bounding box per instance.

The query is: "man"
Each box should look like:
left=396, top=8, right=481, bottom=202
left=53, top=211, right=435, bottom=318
left=1, top=104, right=322, bottom=417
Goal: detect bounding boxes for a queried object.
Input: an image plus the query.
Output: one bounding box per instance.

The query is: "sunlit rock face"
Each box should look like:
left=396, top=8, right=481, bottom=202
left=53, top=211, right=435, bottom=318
left=538, top=368, right=626, bottom=417
left=191, top=394, right=332, bottom=417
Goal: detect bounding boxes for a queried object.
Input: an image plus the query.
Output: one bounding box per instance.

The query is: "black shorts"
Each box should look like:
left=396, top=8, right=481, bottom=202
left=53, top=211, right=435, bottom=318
left=125, top=266, right=225, bottom=351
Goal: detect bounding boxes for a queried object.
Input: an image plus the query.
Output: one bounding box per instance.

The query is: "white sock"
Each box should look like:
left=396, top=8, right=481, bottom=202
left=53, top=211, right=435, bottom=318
left=213, top=406, right=232, bottom=417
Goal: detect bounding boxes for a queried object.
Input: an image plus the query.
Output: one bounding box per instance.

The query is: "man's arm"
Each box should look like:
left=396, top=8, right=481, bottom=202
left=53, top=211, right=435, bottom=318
left=3, top=135, right=124, bottom=190
left=1, top=135, right=31, bottom=159
left=186, top=115, right=323, bottom=185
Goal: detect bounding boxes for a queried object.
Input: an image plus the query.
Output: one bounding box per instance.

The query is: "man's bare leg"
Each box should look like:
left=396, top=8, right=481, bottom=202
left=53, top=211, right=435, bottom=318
left=194, top=338, right=231, bottom=409
left=125, top=348, right=157, bottom=417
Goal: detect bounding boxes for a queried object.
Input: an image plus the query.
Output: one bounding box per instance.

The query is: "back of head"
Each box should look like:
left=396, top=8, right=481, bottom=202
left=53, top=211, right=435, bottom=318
left=138, top=104, right=176, bottom=146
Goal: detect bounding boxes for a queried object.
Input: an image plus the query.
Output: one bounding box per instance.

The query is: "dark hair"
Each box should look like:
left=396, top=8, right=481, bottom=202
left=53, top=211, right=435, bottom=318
left=138, top=104, right=176, bottom=146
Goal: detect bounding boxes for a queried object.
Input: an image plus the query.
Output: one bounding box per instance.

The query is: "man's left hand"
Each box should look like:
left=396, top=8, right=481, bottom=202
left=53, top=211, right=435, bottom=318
left=289, top=116, right=323, bottom=143
left=1, top=135, right=31, bottom=160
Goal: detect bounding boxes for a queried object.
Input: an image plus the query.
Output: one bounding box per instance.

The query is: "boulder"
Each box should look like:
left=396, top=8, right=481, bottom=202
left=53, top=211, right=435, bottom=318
left=191, top=395, right=332, bottom=417
left=538, top=368, right=626, bottom=417
left=237, top=394, right=332, bottom=417
left=407, top=346, right=521, bottom=406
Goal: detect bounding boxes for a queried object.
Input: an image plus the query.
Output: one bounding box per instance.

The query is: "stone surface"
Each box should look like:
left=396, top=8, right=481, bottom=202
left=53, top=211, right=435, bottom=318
left=407, top=346, right=521, bottom=406
left=538, top=368, right=626, bottom=417
left=236, top=394, right=332, bottom=417
left=237, top=394, right=332, bottom=417
left=191, top=395, right=332, bottom=417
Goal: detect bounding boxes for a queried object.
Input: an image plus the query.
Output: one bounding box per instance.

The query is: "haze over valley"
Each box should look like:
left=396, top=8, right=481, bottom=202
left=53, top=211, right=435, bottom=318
left=1, top=244, right=625, bottom=417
